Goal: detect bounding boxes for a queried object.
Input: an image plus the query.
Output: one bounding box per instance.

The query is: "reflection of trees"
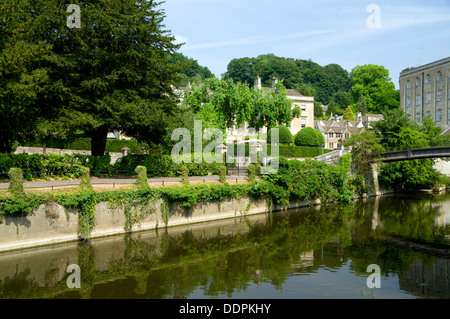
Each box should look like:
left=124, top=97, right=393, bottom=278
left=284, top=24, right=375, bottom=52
left=3, top=194, right=449, bottom=299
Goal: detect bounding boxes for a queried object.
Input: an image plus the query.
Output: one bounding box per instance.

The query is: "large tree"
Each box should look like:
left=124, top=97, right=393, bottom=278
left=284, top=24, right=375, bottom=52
left=183, top=78, right=293, bottom=133
left=349, top=64, right=399, bottom=114
left=0, top=0, right=51, bottom=153
left=32, top=0, right=183, bottom=156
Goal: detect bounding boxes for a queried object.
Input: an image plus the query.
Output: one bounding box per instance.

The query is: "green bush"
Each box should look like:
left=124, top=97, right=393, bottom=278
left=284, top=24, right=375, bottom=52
left=219, top=165, right=227, bottom=183
left=8, top=167, right=25, bottom=196
left=79, top=166, right=93, bottom=192
left=180, top=165, right=190, bottom=186
left=22, top=137, right=145, bottom=154
left=267, top=125, right=293, bottom=144
left=135, top=166, right=149, bottom=189
left=295, top=127, right=325, bottom=147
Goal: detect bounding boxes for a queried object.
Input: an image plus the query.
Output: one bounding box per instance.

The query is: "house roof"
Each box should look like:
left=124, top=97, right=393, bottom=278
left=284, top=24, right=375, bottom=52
left=262, top=87, right=304, bottom=97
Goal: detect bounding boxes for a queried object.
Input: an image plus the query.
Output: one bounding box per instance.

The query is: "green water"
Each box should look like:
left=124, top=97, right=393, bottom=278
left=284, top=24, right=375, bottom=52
left=1, top=193, right=449, bottom=299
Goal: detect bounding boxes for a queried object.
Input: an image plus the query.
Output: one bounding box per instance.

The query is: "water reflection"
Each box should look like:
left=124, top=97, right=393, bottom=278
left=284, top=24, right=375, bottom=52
left=0, top=193, right=449, bottom=299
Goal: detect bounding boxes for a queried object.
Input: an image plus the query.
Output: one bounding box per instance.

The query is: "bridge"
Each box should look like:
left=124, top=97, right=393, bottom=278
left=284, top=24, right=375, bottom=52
left=381, top=146, right=450, bottom=162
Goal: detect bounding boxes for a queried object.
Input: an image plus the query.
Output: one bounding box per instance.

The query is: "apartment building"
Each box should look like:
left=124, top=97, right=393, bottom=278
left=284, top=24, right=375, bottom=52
left=399, top=56, right=450, bottom=128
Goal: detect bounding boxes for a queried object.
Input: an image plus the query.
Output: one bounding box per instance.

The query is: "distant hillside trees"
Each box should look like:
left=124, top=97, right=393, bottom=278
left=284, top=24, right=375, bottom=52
left=223, top=54, right=399, bottom=117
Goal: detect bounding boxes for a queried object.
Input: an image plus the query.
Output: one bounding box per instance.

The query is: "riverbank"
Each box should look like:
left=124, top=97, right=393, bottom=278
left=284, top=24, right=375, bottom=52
left=0, top=191, right=320, bottom=253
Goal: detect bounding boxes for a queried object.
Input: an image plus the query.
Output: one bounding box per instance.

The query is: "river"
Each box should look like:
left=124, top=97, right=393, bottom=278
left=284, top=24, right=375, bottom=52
left=0, top=192, right=449, bottom=299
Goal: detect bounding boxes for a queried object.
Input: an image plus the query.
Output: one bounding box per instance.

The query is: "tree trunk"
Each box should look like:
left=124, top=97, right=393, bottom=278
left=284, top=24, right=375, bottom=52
left=0, top=129, right=13, bottom=153
left=91, top=125, right=108, bottom=156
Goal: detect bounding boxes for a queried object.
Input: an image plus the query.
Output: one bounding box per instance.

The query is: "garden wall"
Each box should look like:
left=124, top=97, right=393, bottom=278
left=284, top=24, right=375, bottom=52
left=0, top=196, right=317, bottom=253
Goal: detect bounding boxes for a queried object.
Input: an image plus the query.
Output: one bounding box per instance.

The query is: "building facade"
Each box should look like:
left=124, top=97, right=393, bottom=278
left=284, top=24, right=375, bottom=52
left=315, top=113, right=383, bottom=150
left=399, top=56, right=450, bottom=128
left=253, top=76, right=315, bottom=136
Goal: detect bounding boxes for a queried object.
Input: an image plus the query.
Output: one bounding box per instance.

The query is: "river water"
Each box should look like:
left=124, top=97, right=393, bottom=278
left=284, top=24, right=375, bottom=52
left=0, top=193, right=449, bottom=299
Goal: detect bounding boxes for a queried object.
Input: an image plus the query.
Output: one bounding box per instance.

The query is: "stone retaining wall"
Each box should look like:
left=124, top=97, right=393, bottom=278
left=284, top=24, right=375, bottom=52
left=0, top=197, right=317, bottom=253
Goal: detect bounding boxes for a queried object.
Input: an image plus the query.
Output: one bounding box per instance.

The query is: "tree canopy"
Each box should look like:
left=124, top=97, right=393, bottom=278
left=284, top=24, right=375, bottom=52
left=1, top=0, right=185, bottom=155
left=182, top=78, right=293, bottom=132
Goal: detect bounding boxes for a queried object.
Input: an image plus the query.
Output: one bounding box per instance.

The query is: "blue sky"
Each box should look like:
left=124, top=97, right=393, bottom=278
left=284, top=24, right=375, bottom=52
left=161, top=0, right=450, bottom=88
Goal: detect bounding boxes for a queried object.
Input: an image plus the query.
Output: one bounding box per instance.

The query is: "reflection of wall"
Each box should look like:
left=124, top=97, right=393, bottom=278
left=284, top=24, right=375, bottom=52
left=398, top=259, right=450, bottom=298
left=290, top=250, right=314, bottom=269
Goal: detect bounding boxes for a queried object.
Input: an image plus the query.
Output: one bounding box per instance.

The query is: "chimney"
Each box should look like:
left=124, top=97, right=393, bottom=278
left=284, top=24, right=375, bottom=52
left=254, top=76, right=261, bottom=90
left=356, top=112, right=362, bottom=121
left=272, top=77, right=278, bottom=88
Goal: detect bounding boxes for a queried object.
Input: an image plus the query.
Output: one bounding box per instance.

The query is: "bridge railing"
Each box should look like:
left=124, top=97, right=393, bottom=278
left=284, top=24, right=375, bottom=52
left=381, top=146, right=450, bottom=162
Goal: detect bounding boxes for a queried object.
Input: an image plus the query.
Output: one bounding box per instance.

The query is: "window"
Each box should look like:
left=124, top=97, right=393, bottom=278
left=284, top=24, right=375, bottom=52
left=437, top=72, right=442, bottom=82
left=425, top=111, right=431, bottom=118
left=437, top=109, right=443, bottom=122
left=406, top=97, right=411, bottom=108
left=416, top=113, right=421, bottom=122
left=437, top=90, right=443, bottom=102
left=426, top=74, right=431, bottom=85
left=406, top=81, right=411, bottom=90
left=426, top=93, right=431, bottom=104
left=415, top=95, right=421, bottom=106
left=300, top=118, right=306, bottom=128
left=301, top=105, right=306, bottom=111
left=416, top=78, right=421, bottom=87
left=329, top=133, right=334, bottom=138
left=448, top=109, right=450, bottom=123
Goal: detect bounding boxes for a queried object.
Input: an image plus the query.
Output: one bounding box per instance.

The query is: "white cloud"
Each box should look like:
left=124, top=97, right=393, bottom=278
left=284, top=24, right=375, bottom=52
left=182, top=29, right=336, bottom=50
left=174, top=35, right=190, bottom=45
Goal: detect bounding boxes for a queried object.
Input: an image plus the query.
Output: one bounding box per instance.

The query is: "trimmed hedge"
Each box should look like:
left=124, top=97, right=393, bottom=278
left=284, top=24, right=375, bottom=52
left=23, top=137, right=145, bottom=154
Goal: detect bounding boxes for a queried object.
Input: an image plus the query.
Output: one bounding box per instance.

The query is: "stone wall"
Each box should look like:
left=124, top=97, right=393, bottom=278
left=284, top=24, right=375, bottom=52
left=0, top=196, right=316, bottom=253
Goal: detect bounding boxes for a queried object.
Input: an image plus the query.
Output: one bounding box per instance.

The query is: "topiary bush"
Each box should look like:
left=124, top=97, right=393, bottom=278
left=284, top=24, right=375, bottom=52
left=295, top=127, right=325, bottom=147
left=79, top=166, right=93, bottom=192
left=219, top=165, right=227, bottom=183
left=180, top=165, right=190, bottom=186
left=8, top=167, right=25, bottom=196
left=135, top=166, right=149, bottom=189
left=267, top=125, right=293, bottom=144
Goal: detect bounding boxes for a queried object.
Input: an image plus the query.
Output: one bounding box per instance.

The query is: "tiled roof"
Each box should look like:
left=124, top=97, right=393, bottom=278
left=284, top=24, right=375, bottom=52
left=262, top=87, right=304, bottom=97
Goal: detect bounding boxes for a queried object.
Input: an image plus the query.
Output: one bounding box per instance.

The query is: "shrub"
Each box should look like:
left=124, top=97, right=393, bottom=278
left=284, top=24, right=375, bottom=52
left=135, top=166, right=149, bottom=189
left=295, top=127, right=325, bottom=147
left=247, top=164, right=256, bottom=183
left=79, top=166, right=93, bottom=192
left=8, top=167, right=25, bottom=196
left=219, top=165, right=227, bottom=183
left=180, top=165, right=190, bottom=186
left=267, top=125, right=293, bottom=144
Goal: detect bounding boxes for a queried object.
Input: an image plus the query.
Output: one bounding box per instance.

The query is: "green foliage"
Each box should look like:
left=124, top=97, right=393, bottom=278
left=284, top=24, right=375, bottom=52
left=219, top=165, right=227, bottom=183
left=267, top=125, right=293, bottom=144
left=342, top=130, right=385, bottom=176
left=79, top=166, right=93, bottom=192
left=372, top=109, right=448, bottom=191
left=8, top=168, right=25, bottom=196
left=343, top=106, right=356, bottom=121
left=180, top=165, right=190, bottom=186
left=247, top=164, right=257, bottom=183
left=223, top=54, right=351, bottom=105
left=17, top=0, right=184, bottom=156
left=349, top=64, right=399, bottom=113
left=168, top=52, right=214, bottom=87
left=23, top=138, right=145, bottom=154
left=135, top=166, right=149, bottom=190
left=295, top=127, right=325, bottom=147
left=0, top=0, right=51, bottom=153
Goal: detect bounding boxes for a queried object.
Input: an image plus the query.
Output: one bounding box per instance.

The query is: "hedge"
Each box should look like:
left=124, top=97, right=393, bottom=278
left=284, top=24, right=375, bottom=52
left=22, top=137, right=144, bottom=154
